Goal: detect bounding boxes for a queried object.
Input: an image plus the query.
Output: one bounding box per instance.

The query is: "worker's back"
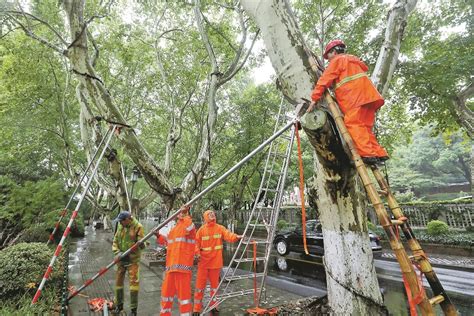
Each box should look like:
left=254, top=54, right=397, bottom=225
left=330, top=54, right=384, bottom=112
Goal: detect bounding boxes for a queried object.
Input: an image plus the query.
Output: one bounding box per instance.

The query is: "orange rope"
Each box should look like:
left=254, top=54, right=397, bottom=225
left=295, top=124, right=309, bottom=255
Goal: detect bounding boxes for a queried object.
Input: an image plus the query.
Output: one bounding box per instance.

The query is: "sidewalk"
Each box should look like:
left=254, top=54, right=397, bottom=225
left=379, top=251, right=474, bottom=271
left=68, top=226, right=302, bottom=316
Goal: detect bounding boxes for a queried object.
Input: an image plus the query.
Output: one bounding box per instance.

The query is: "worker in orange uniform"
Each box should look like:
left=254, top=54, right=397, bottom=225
left=156, top=205, right=196, bottom=316
left=307, top=39, right=389, bottom=165
left=192, top=210, right=242, bottom=316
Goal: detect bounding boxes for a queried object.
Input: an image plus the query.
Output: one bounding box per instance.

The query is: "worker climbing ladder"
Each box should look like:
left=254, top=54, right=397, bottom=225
left=202, top=102, right=296, bottom=314
left=304, top=49, right=457, bottom=316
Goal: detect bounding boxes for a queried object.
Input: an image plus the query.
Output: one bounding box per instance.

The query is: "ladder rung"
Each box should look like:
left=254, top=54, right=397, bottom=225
left=409, top=254, right=422, bottom=261
left=255, top=206, right=273, bottom=210
left=249, top=223, right=272, bottom=227
left=265, top=189, right=278, bottom=193
left=391, top=219, right=404, bottom=225
left=216, top=288, right=262, bottom=300
left=242, top=239, right=269, bottom=245
left=233, top=257, right=266, bottom=263
left=429, top=295, right=445, bottom=306
left=225, top=272, right=265, bottom=281
left=377, top=190, right=388, bottom=196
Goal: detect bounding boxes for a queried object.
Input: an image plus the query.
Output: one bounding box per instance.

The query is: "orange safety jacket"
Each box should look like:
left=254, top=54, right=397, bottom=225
left=157, top=215, right=196, bottom=274
left=195, top=221, right=239, bottom=269
left=311, top=54, right=384, bottom=114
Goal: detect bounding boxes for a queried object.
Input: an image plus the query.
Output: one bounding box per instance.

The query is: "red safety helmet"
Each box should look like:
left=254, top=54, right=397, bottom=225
left=323, top=39, right=346, bottom=59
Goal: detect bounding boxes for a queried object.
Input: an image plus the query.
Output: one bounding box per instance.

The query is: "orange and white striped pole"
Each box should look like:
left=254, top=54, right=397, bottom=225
left=46, top=128, right=113, bottom=245
left=32, top=125, right=117, bottom=304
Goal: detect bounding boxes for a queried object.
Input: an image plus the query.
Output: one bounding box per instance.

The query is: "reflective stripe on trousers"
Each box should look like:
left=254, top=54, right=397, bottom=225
left=161, top=272, right=192, bottom=315
left=193, top=267, right=220, bottom=312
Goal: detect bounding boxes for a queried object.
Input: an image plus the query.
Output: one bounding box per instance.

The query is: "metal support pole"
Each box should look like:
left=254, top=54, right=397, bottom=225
left=33, top=125, right=117, bottom=304
left=47, top=127, right=113, bottom=245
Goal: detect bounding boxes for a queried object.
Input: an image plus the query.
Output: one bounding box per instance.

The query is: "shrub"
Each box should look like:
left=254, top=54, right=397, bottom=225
left=277, top=219, right=288, bottom=230
left=426, top=220, right=449, bottom=236
left=17, top=223, right=50, bottom=243
left=367, top=221, right=377, bottom=231
left=42, top=209, right=85, bottom=238
left=0, top=242, right=63, bottom=300
left=367, top=221, right=384, bottom=237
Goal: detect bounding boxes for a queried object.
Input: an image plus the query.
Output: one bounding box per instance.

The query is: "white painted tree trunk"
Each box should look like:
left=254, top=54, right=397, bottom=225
left=241, top=1, right=386, bottom=314
left=371, top=0, right=417, bottom=95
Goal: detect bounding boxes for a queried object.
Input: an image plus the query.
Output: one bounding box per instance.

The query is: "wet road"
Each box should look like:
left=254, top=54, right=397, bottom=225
left=258, top=251, right=474, bottom=315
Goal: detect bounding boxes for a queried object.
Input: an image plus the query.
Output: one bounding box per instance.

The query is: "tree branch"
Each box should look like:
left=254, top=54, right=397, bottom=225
left=6, top=13, right=65, bottom=54
left=6, top=10, right=68, bottom=45
left=200, top=12, right=237, bottom=52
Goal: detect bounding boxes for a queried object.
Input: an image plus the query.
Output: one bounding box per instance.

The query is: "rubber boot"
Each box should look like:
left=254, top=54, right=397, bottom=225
left=130, top=290, right=139, bottom=313
left=193, top=313, right=201, bottom=316
left=210, top=308, right=219, bottom=316
left=113, top=288, right=124, bottom=315
left=129, top=308, right=137, bottom=316
left=112, top=304, right=123, bottom=315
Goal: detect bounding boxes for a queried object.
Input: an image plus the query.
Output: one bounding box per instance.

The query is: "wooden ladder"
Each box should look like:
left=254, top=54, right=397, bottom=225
left=321, top=90, right=458, bottom=316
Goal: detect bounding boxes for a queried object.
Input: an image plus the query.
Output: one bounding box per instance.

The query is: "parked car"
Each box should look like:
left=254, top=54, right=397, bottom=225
left=273, top=219, right=382, bottom=256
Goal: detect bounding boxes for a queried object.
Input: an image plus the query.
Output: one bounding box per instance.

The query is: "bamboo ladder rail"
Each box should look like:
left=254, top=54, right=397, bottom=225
left=303, top=52, right=452, bottom=315
left=321, top=90, right=434, bottom=315
left=371, top=166, right=458, bottom=315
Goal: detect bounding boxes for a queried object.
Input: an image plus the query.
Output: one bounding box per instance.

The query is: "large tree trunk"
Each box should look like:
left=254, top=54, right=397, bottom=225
left=241, top=1, right=389, bottom=314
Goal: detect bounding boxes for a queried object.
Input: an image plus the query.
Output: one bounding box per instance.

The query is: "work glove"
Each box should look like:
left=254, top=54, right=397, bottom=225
left=115, top=251, right=130, bottom=263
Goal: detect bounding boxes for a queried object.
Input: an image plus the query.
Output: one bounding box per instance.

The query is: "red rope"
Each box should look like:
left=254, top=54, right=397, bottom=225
left=295, top=124, right=309, bottom=255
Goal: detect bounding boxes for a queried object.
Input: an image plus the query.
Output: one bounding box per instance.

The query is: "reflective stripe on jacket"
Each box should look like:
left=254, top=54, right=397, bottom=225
left=159, top=216, right=196, bottom=274
left=311, top=54, right=384, bottom=113
left=112, top=217, right=144, bottom=263
left=195, top=223, right=238, bottom=269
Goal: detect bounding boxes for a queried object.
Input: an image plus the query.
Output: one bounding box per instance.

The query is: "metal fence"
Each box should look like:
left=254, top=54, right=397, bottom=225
left=216, top=203, right=473, bottom=230
left=366, top=203, right=473, bottom=229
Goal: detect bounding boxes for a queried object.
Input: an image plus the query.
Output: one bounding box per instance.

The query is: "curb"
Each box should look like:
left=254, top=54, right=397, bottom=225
left=376, top=254, right=474, bottom=273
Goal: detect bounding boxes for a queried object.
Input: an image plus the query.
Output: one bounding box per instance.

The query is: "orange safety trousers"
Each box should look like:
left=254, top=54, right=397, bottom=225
left=160, top=272, right=192, bottom=316
left=193, top=267, right=220, bottom=312
left=343, top=102, right=388, bottom=158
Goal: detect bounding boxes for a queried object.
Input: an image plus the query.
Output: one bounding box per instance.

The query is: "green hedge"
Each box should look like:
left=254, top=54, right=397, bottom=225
left=42, top=209, right=85, bottom=239
left=277, top=219, right=289, bottom=230
left=0, top=243, right=64, bottom=314
left=17, top=223, right=51, bottom=243
left=375, top=226, right=474, bottom=247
